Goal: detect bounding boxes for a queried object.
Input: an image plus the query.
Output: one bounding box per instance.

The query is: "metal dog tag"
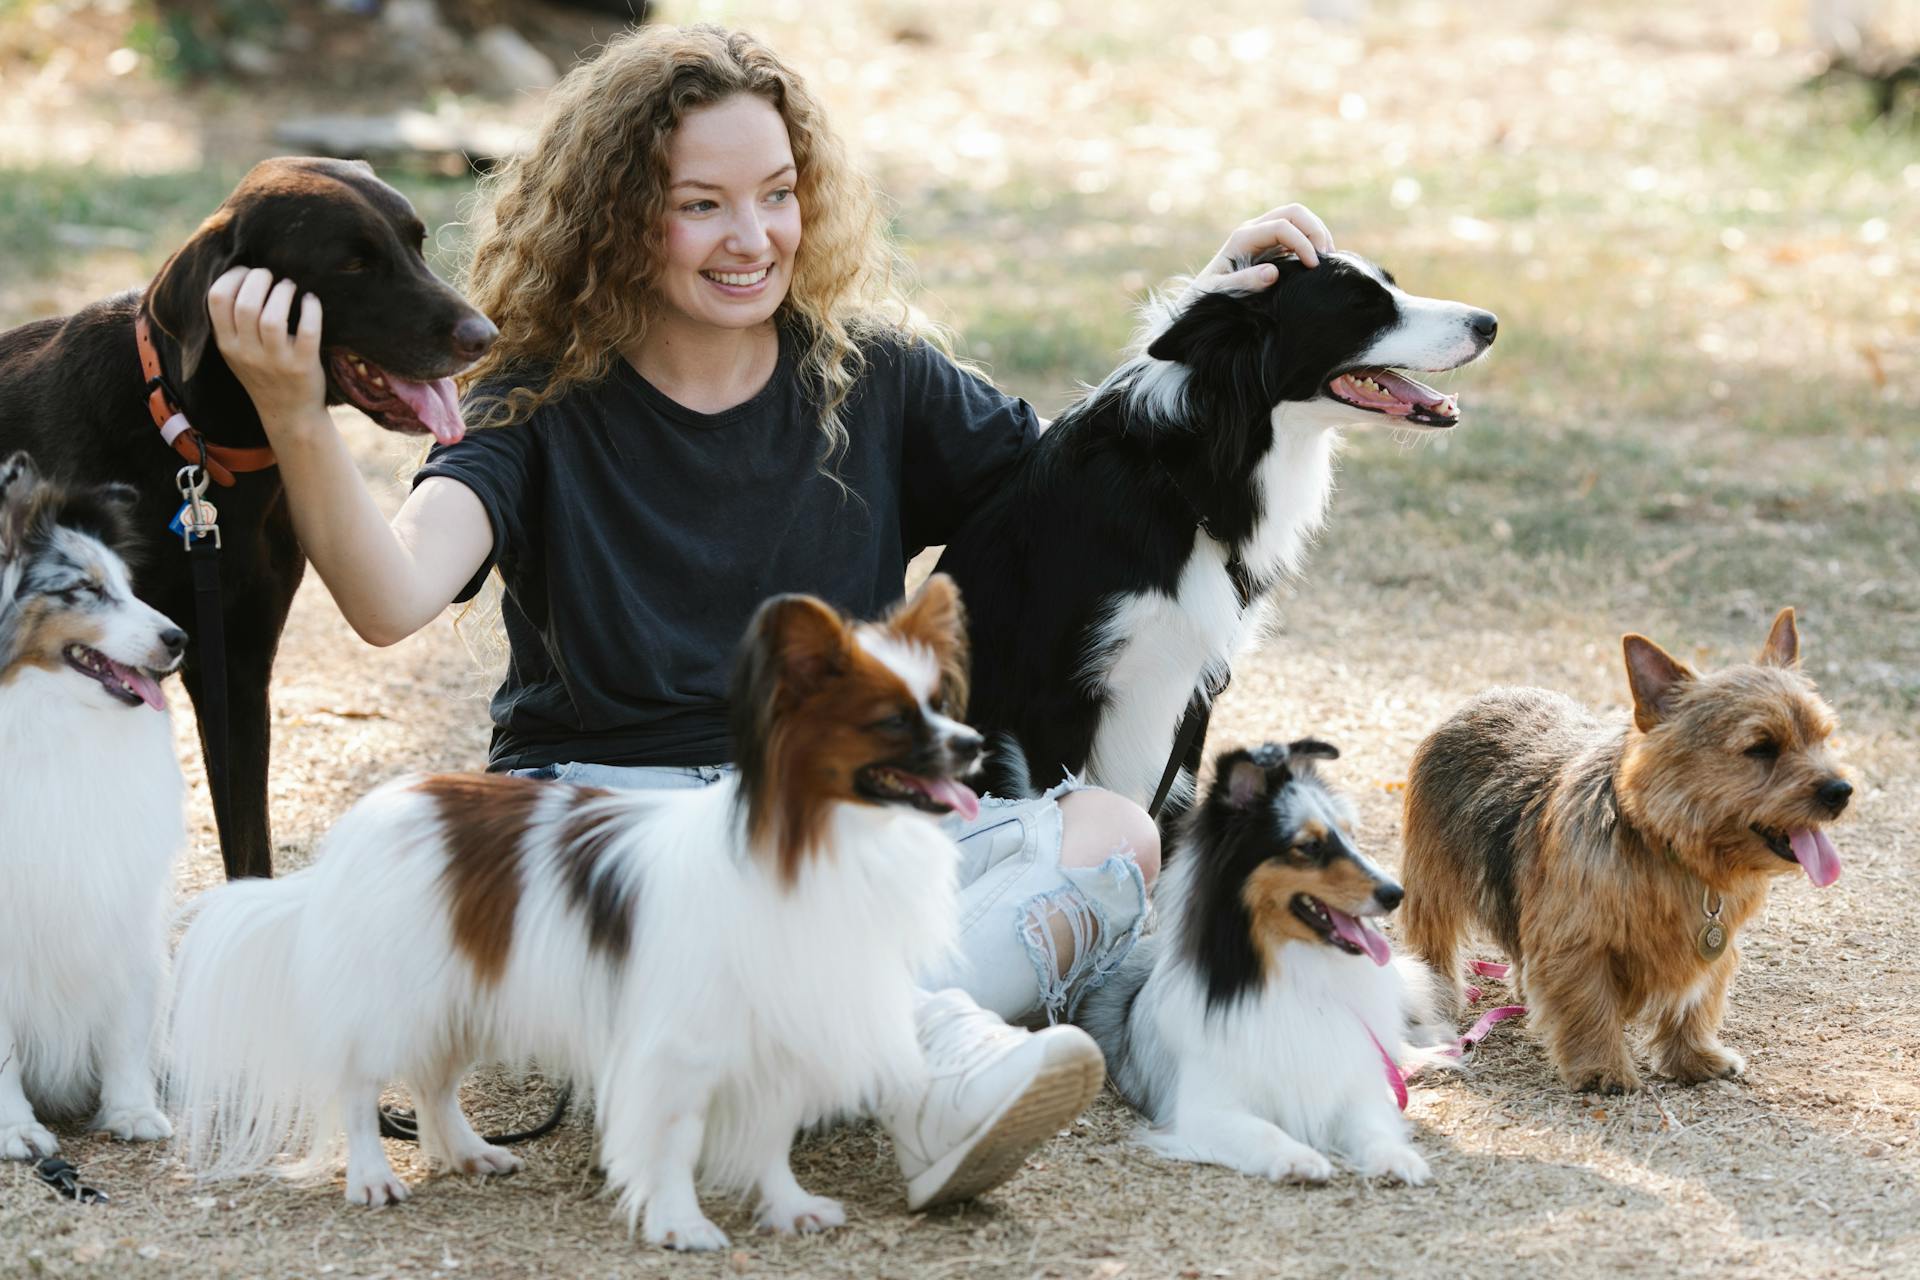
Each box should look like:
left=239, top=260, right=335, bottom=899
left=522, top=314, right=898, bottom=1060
left=1696, top=920, right=1728, bottom=962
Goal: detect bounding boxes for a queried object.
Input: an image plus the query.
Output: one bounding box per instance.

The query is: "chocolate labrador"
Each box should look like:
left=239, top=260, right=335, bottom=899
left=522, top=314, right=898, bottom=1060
left=0, top=156, right=497, bottom=878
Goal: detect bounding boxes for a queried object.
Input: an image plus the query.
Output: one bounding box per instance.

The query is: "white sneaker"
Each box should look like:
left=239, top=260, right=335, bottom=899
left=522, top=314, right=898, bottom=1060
left=882, top=988, right=1105, bottom=1210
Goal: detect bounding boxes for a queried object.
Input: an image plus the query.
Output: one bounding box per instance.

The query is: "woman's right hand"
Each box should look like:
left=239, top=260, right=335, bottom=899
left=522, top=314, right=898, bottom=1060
left=206, top=267, right=328, bottom=433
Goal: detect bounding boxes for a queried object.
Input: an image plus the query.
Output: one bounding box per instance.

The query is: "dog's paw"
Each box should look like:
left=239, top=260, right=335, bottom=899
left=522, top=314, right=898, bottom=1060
left=1660, top=1044, right=1745, bottom=1084
left=757, top=1192, right=846, bottom=1235
left=644, top=1206, right=730, bottom=1252
left=1259, top=1141, right=1332, bottom=1184
left=1356, top=1144, right=1432, bottom=1186
left=1, top=1120, right=59, bottom=1161
left=92, top=1103, right=172, bottom=1143
left=454, top=1143, right=525, bottom=1177
left=1571, top=1066, right=1642, bottom=1096
left=344, top=1167, right=411, bottom=1208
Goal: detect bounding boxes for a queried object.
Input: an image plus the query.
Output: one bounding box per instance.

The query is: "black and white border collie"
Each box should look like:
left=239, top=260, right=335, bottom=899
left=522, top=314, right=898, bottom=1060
left=938, top=252, right=1496, bottom=806
left=0, top=451, right=186, bottom=1161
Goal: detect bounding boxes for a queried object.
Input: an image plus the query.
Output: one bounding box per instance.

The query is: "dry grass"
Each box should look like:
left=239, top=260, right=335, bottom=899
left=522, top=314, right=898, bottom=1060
left=3, top=0, right=1918, bottom=1276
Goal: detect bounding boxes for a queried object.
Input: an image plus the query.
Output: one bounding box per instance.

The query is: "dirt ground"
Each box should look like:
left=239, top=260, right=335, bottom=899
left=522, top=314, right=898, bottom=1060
left=3, top=0, right=1918, bottom=1276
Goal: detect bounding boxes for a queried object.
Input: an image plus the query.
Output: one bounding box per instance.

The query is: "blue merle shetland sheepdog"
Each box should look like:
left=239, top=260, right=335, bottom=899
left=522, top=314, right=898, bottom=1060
left=0, top=451, right=187, bottom=1162
left=938, top=252, right=1496, bottom=808
left=1080, top=741, right=1449, bottom=1185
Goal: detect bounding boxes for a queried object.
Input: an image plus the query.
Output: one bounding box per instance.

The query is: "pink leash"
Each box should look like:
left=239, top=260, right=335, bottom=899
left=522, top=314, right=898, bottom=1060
left=1367, top=959, right=1528, bottom=1110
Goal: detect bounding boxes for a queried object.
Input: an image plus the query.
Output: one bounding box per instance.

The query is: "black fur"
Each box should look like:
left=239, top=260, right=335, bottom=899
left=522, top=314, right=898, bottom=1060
left=0, top=158, right=494, bottom=878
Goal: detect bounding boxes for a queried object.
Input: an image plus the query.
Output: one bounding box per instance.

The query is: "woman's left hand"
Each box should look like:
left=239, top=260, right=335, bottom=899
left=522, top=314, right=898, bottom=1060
left=1192, top=203, right=1335, bottom=292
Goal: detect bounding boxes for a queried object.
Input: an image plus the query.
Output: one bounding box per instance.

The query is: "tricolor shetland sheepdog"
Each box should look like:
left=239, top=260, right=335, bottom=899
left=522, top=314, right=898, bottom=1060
left=0, top=451, right=186, bottom=1161
left=1080, top=741, right=1446, bottom=1184
left=168, top=577, right=983, bottom=1250
left=939, top=252, right=1497, bottom=807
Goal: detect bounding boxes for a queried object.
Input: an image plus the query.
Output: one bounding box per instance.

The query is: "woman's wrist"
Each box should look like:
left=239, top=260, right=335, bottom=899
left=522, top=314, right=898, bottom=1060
left=257, top=403, right=337, bottom=453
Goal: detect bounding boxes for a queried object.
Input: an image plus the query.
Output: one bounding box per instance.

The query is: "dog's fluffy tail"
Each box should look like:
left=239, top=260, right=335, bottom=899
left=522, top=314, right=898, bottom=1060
left=167, top=872, right=333, bottom=1179
left=982, top=731, right=1040, bottom=800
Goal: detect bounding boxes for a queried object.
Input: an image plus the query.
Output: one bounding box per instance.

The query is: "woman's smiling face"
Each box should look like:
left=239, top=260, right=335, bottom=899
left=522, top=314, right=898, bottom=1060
left=655, top=93, right=802, bottom=334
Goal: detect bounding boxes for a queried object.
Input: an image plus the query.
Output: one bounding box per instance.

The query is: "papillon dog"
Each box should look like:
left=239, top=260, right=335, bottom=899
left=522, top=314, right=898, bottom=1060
left=0, top=451, right=187, bottom=1161
left=1080, top=741, right=1445, bottom=1184
left=938, top=252, right=1497, bottom=809
left=168, top=576, right=983, bottom=1250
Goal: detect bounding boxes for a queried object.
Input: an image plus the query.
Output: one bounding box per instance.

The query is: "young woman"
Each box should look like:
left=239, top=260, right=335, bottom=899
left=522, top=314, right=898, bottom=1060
left=206, top=24, right=1332, bottom=1211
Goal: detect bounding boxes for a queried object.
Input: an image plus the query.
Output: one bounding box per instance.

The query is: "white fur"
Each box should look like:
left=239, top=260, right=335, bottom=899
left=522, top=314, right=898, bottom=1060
left=855, top=626, right=939, bottom=701
left=1083, top=418, right=1338, bottom=807
left=0, top=635, right=183, bottom=1159
left=1111, top=858, right=1437, bottom=1185
left=167, top=772, right=959, bottom=1249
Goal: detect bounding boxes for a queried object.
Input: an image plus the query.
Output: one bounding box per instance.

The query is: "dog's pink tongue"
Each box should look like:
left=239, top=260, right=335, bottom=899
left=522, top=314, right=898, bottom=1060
left=1326, top=904, right=1393, bottom=966
left=923, top=777, right=981, bottom=822
left=110, top=659, right=166, bottom=711
left=1789, top=828, right=1841, bottom=887
left=389, top=374, right=466, bottom=445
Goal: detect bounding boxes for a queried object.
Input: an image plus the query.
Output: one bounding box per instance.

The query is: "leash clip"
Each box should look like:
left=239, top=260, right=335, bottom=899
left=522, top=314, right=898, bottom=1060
left=174, top=464, right=222, bottom=551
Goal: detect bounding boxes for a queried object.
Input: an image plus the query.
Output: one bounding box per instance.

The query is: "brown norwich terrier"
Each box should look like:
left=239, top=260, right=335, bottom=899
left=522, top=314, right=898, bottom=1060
left=1400, top=608, right=1850, bottom=1094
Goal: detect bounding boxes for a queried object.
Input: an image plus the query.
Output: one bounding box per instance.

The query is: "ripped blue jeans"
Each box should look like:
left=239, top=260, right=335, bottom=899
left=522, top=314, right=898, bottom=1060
left=510, top=762, right=1148, bottom=1025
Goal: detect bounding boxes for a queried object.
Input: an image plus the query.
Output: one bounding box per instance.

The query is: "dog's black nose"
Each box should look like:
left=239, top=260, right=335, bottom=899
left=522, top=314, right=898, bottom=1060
left=160, top=627, right=188, bottom=658
left=452, top=314, right=499, bottom=363
left=1375, top=882, right=1404, bottom=912
left=1817, top=778, right=1853, bottom=813
left=949, top=727, right=984, bottom=765
left=1470, top=311, right=1498, bottom=344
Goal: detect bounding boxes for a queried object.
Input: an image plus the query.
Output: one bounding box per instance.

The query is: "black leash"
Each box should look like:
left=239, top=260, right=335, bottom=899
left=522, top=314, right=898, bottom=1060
left=33, top=1156, right=107, bottom=1204
left=175, top=459, right=235, bottom=857
left=1144, top=456, right=1252, bottom=822
left=378, top=1082, right=573, bottom=1147
left=1149, top=696, right=1213, bottom=820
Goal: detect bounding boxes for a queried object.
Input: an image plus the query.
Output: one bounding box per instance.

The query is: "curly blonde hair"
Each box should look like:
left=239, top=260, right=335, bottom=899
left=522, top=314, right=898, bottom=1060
left=460, top=23, right=925, bottom=472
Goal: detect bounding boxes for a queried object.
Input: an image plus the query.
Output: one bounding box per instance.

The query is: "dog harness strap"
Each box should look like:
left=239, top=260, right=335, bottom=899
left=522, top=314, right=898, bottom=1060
left=134, top=311, right=277, bottom=487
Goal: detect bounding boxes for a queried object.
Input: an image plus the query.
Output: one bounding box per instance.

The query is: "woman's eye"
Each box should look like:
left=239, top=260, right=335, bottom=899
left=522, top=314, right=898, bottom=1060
left=766, top=187, right=793, bottom=204
left=681, top=200, right=717, bottom=214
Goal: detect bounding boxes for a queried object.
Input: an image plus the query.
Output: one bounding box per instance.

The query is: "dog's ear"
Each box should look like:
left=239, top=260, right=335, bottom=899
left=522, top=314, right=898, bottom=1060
left=0, top=451, right=39, bottom=510
left=146, top=210, right=240, bottom=381
left=741, top=594, right=850, bottom=710
left=1214, top=745, right=1284, bottom=810
left=0, top=451, right=41, bottom=562
left=1146, top=290, right=1251, bottom=366
left=886, top=573, right=971, bottom=721
left=728, top=593, right=852, bottom=868
left=1285, top=738, right=1340, bottom=763
left=1757, top=607, right=1799, bottom=669
left=1622, top=634, right=1693, bottom=731
left=1225, top=756, right=1270, bottom=809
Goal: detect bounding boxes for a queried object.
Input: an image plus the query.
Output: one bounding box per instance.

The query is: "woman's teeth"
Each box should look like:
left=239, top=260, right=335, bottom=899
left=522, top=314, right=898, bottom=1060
left=705, top=267, right=769, bottom=287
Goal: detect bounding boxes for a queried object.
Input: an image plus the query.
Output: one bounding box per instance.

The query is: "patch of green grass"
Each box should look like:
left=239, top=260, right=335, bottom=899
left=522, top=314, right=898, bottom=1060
left=0, top=164, right=479, bottom=295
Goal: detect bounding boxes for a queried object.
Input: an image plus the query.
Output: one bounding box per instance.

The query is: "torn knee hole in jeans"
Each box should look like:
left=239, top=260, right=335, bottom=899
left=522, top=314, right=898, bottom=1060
left=1017, top=848, right=1148, bottom=1024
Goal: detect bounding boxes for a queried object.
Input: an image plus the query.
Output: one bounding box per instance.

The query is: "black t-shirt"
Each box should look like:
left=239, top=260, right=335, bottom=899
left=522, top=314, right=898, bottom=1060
left=413, top=327, right=1038, bottom=772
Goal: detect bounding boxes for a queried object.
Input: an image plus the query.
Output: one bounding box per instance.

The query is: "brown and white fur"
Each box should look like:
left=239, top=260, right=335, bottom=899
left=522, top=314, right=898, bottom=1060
left=1401, top=608, right=1852, bottom=1094
left=0, top=452, right=187, bottom=1160
left=167, top=577, right=983, bottom=1250
left=1080, top=742, right=1446, bottom=1185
